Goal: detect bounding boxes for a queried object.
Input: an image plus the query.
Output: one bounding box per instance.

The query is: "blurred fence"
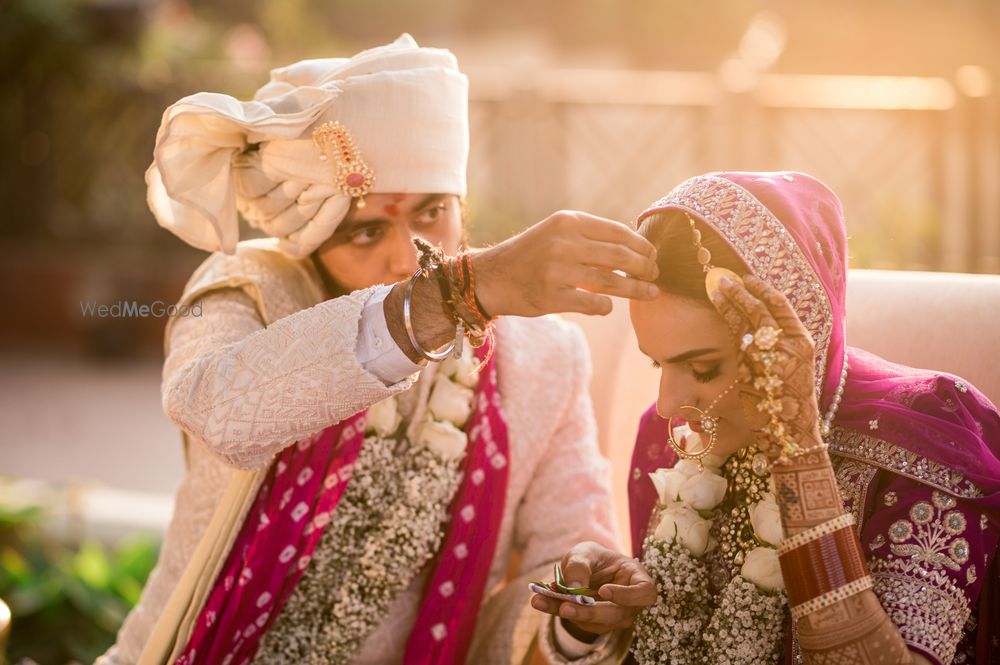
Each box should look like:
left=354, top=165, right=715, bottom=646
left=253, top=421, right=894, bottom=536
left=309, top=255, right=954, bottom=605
left=3, top=62, right=999, bottom=357
left=464, top=67, right=1000, bottom=273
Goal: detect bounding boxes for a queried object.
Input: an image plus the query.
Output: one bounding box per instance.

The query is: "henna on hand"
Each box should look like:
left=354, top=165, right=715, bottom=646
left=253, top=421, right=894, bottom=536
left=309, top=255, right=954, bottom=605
left=769, top=451, right=844, bottom=535
left=709, top=274, right=824, bottom=462
left=798, top=592, right=915, bottom=664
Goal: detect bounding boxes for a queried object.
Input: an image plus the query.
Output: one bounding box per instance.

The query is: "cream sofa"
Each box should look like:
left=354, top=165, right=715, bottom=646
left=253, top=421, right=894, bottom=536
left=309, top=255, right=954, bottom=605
left=564, top=269, right=1000, bottom=539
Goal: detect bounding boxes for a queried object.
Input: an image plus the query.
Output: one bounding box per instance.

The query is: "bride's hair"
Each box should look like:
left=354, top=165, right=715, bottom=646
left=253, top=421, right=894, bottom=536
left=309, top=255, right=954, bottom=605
left=636, top=211, right=747, bottom=304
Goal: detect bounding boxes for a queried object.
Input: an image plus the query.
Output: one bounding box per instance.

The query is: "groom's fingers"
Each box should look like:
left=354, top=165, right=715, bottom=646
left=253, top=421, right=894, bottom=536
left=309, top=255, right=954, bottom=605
left=561, top=546, right=596, bottom=591
left=573, top=239, right=659, bottom=282
left=597, top=579, right=657, bottom=607
left=530, top=594, right=560, bottom=616
left=558, top=600, right=633, bottom=631
left=563, top=265, right=659, bottom=302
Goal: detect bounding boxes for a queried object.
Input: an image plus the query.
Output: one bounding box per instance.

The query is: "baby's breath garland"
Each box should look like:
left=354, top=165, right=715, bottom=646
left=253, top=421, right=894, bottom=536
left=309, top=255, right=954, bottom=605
left=632, top=426, right=789, bottom=665
left=256, top=349, right=481, bottom=664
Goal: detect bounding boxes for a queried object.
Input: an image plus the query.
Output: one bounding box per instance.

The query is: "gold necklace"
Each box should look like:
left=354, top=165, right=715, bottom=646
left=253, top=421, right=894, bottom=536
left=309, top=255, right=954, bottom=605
left=718, top=445, right=771, bottom=566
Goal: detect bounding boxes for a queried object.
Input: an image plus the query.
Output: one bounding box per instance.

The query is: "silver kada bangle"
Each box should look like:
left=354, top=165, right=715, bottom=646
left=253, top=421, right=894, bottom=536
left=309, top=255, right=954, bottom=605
left=403, top=268, right=455, bottom=361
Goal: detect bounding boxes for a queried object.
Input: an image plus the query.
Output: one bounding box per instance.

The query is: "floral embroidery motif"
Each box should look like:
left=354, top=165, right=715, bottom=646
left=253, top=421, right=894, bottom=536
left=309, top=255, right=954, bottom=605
left=944, top=511, right=967, bottom=535
left=932, top=491, right=957, bottom=510
left=982, top=514, right=990, bottom=531
left=910, top=501, right=933, bottom=525
left=967, top=565, right=977, bottom=584
left=949, top=538, right=970, bottom=564
left=828, top=429, right=983, bottom=499
left=868, top=419, right=879, bottom=431
left=955, top=380, right=968, bottom=393
left=883, top=491, right=898, bottom=507
left=869, top=534, right=886, bottom=550
left=889, top=520, right=912, bottom=543
left=886, top=492, right=969, bottom=572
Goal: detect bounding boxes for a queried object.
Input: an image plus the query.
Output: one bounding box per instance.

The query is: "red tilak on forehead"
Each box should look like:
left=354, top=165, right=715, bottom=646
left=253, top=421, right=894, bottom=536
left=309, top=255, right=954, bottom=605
left=383, top=194, right=407, bottom=217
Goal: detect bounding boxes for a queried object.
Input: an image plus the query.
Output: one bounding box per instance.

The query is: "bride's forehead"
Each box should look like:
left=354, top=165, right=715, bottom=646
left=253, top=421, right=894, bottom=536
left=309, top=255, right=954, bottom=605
left=630, top=295, right=731, bottom=349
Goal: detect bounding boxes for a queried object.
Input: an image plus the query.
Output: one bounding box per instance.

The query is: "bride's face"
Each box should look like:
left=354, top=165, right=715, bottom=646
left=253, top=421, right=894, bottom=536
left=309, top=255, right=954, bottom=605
left=630, top=292, right=754, bottom=460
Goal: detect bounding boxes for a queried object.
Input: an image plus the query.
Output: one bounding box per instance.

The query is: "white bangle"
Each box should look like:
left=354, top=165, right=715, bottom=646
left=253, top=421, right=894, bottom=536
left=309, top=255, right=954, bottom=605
left=403, top=268, right=454, bottom=361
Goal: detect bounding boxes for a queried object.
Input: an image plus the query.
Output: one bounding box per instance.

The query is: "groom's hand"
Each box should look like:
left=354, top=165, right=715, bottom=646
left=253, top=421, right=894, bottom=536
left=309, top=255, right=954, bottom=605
left=473, top=211, right=659, bottom=318
left=530, top=541, right=657, bottom=635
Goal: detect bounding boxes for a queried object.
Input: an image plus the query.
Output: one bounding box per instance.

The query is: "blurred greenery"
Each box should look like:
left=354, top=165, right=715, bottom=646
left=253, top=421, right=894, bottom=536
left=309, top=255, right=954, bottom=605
left=0, top=501, right=159, bottom=665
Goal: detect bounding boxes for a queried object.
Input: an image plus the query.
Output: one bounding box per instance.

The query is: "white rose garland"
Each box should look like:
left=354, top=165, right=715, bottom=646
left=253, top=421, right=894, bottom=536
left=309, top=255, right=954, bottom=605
left=632, top=450, right=788, bottom=665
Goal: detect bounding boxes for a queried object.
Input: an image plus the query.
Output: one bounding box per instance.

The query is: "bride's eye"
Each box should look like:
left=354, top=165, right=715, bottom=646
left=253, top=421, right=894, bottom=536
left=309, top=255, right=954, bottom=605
left=692, top=365, right=720, bottom=384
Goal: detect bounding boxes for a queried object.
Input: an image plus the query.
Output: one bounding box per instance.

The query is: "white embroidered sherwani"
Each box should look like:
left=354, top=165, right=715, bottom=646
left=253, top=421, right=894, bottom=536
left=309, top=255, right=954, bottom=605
left=97, top=239, right=618, bottom=665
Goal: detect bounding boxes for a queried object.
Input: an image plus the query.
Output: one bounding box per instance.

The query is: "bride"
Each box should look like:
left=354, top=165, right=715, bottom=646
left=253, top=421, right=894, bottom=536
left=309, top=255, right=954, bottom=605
left=531, top=171, right=1000, bottom=664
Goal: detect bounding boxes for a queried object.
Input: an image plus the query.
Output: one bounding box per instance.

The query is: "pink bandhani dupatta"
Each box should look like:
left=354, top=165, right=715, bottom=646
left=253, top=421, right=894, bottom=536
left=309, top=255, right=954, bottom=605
left=176, top=341, right=509, bottom=665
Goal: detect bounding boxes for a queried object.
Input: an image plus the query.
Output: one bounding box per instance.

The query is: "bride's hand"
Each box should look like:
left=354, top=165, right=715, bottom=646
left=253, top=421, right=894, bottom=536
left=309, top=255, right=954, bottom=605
left=709, top=274, right=823, bottom=462
left=530, top=541, right=657, bottom=636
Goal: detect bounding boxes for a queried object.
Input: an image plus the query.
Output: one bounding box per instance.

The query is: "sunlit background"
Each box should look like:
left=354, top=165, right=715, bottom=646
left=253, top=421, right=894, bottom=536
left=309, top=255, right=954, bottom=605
left=1, top=1, right=998, bottom=661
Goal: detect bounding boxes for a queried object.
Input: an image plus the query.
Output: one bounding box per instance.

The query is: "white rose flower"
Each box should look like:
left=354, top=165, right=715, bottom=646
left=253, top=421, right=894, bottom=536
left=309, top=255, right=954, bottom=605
left=427, top=374, right=474, bottom=427
left=415, top=420, right=468, bottom=461
left=439, top=347, right=479, bottom=388
left=648, top=468, right=688, bottom=505
left=749, top=492, right=785, bottom=546
left=654, top=502, right=712, bottom=557
left=700, top=452, right=728, bottom=471
left=678, top=468, right=728, bottom=511
left=366, top=397, right=401, bottom=437
left=740, top=546, right=785, bottom=592
left=672, top=458, right=702, bottom=477
left=670, top=423, right=704, bottom=455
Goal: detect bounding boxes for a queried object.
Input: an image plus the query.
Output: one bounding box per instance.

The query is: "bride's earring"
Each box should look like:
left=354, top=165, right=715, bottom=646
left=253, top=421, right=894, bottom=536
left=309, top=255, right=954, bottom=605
left=667, top=378, right=738, bottom=468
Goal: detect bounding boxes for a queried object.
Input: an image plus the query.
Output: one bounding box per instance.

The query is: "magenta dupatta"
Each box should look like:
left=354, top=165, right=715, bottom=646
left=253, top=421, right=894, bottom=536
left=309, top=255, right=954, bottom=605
left=627, top=172, right=1000, bottom=663
left=175, top=341, right=509, bottom=665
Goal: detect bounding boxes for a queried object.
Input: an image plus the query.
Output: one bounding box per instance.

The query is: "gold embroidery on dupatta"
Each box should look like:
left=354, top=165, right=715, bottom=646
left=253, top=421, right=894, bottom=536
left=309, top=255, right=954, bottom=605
left=831, top=456, right=878, bottom=531
left=827, top=429, right=983, bottom=499
left=646, top=175, right=835, bottom=402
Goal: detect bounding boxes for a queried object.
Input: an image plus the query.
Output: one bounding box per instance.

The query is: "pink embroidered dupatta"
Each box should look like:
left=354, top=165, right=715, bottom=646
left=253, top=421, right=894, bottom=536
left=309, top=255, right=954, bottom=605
left=176, top=341, right=509, bottom=665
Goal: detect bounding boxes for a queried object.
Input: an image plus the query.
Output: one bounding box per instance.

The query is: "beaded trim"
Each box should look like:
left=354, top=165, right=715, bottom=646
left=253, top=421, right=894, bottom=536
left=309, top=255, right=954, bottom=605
left=777, top=513, right=855, bottom=555
left=641, top=175, right=835, bottom=402
left=828, top=429, right=983, bottom=499
left=789, top=575, right=873, bottom=620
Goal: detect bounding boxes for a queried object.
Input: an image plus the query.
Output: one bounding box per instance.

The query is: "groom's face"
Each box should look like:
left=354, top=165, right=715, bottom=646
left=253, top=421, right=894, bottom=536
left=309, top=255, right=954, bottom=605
left=314, top=193, right=463, bottom=293
left=630, top=293, right=753, bottom=458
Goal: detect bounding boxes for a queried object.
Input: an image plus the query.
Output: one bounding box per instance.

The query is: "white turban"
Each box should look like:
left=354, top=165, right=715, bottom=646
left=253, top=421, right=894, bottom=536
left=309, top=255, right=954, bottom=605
left=146, top=34, right=469, bottom=257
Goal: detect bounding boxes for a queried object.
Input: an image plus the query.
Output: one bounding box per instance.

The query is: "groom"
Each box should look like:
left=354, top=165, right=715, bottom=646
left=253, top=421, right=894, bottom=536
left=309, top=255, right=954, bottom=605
left=99, top=35, right=660, bottom=664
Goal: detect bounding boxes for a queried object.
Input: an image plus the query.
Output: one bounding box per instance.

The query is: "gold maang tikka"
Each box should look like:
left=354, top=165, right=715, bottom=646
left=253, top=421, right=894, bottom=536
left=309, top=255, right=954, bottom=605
left=665, top=216, right=746, bottom=468
left=686, top=213, right=743, bottom=298
left=312, top=121, right=375, bottom=208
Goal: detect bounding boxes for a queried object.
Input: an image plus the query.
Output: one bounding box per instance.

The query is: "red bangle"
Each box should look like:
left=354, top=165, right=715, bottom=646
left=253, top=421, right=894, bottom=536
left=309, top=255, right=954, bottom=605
left=778, top=523, right=870, bottom=618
